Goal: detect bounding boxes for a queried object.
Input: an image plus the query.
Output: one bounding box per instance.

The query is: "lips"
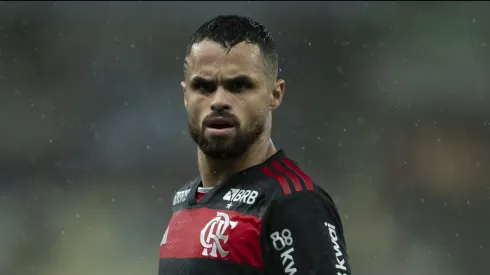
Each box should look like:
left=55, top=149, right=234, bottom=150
left=203, top=116, right=237, bottom=129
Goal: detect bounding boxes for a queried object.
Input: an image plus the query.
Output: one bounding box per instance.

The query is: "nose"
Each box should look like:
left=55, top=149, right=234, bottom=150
left=210, top=88, right=231, bottom=112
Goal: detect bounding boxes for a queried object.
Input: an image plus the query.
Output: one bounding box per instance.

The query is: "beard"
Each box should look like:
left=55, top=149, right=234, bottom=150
left=188, top=113, right=265, bottom=160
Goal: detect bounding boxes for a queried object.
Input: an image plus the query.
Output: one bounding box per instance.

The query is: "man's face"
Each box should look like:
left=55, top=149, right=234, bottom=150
left=182, top=41, right=283, bottom=160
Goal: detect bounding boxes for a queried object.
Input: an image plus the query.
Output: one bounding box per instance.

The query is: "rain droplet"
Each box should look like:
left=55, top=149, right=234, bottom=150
left=146, top=145, right=150, bottom=150
left=76, top=213, right=80, bottom=218
left=421, top=198, right=425, bottom=203
left=48, top=139, right=53, bottom=143
left=130, top=44, right=136, bottom=49
left=301, top=146, right=306, bottom=150
left=112, top=198, right=115, bottom=202
left=337, top=67, right=344, bottom=75
left=466, top=200, right=471, bottom=205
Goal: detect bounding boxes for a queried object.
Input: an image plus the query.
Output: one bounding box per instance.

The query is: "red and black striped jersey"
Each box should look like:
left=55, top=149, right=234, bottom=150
left=159, top=150, right=351, bottom=275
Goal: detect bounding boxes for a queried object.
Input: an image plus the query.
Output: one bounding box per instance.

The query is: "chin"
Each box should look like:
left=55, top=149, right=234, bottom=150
left=207, top=139, right=235, bottom=151
left=202, top=148, right=243, bottom=160
left=201, top=138, right=244, bottom=160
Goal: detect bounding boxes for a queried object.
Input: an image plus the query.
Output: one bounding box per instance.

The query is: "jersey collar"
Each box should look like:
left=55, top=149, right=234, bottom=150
left=187, top=149, right=287, bottom=206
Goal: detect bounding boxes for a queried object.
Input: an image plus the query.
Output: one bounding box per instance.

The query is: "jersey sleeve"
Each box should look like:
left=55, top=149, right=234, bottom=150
left=262, top=191, right=351, bottom=275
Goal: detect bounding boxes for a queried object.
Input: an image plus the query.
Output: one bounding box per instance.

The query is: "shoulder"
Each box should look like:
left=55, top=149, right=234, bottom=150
left=259, top=156, right=333, bottom=203
left=175, top=176, right=199, bottom=192
left=171, top=176, right=199, bottom=206
left=259, top=157, right=342, bottom=226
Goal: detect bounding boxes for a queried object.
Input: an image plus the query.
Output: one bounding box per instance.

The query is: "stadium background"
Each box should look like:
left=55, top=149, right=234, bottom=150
left=1, top=1, right=489, bottom=275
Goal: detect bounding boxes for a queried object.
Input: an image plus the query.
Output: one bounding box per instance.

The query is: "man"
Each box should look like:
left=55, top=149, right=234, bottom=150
left=159, top=15, right=351, bottom=275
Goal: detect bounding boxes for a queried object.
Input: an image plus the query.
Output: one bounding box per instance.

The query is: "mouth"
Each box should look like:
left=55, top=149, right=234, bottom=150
left=208, top=121, right=234, bottom=129
left=204, top=117, right=237, bottom=135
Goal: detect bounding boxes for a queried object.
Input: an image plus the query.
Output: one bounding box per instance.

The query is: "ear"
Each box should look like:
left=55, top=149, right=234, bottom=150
left=181, top=81, right=188, bottom=110
left=270, top=79, right=285, bottom=110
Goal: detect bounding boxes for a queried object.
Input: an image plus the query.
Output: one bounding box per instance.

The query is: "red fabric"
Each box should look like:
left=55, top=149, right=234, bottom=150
left=271, top=160, right=303, bottom=192
left=261, top=166, right=291, bottom=195
left=196, top=191, right=206, bottom=203
left=282, top=157, right=314, bottom=191
left=159, top=208, right=263, bottom=269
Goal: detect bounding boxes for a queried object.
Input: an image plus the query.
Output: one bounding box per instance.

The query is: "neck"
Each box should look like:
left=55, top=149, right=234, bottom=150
left=198, top=137, right=277, bottom=188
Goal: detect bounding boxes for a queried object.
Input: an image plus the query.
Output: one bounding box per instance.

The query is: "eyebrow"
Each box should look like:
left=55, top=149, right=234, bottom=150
left=190, top=76, right=211, bottom=84
left=222, top=75, right=254, bottom=83
left=190, top=75, right=255, bottom=83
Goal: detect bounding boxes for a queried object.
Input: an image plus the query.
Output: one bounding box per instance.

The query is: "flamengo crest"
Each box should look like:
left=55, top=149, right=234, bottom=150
left=200, top=212, right=238, bottom=258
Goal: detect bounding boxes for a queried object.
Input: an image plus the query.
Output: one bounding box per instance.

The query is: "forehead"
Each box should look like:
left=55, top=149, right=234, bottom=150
left=186, top=40, right=266, bottom=80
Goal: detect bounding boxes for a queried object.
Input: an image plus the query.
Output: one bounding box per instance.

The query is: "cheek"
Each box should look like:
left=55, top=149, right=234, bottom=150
left=237, top=98, right=268, bottom=125
left=186, top=97, right=207, bottom=123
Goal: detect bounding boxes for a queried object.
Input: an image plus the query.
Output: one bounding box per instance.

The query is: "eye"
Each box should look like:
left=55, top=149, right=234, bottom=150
left=192, top=81, right=216, bottom=93
left=227, top=79, right=252, bottom=93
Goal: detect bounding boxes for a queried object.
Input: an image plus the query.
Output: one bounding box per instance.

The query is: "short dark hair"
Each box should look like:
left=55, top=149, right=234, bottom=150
left=184, top=15, right=278, bottom=79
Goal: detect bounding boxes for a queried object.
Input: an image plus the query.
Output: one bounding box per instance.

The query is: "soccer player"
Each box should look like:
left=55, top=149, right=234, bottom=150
left=159, top=15, right=351, bottom=275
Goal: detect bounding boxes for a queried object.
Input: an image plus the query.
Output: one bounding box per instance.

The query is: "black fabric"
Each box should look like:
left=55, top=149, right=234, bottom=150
left=159, top=150, right=351, bottom=275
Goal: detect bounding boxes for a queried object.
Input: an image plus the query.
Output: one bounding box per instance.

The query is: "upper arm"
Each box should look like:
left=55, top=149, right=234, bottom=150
left=262, top=191, right=351, bottom=275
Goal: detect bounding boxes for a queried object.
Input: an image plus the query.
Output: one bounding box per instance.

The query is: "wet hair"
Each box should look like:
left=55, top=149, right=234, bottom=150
left=184, top=15, right=278, bottom=79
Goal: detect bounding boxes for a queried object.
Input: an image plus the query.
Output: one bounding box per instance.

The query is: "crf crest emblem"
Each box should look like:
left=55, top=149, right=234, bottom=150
left=200, top=212, right=238, bottom=258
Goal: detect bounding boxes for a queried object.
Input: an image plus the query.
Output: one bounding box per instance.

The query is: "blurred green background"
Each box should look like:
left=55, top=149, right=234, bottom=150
left=1, top=1, right=489, bottom=275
